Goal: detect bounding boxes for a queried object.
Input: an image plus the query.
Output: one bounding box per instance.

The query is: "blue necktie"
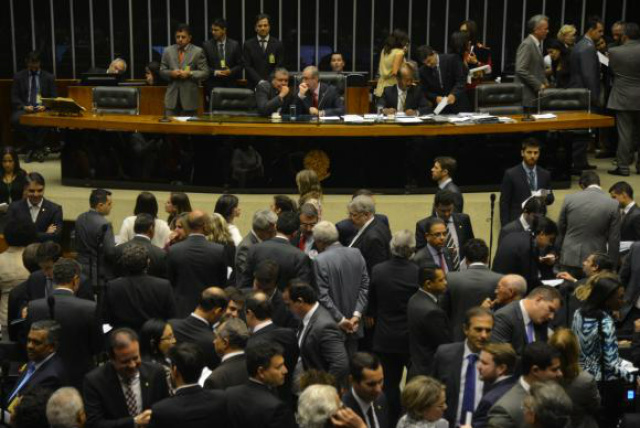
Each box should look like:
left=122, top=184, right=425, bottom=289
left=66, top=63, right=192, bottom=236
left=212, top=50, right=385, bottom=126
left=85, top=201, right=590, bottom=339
left=29, top=72, right=38, bottom=106
left=528, top=169, right=536, bottom=192
left=8, top=362, right=36, bottom=403
left=526, top=321, right=535, bottom=343
left=460, top=353, right=478, bottom=424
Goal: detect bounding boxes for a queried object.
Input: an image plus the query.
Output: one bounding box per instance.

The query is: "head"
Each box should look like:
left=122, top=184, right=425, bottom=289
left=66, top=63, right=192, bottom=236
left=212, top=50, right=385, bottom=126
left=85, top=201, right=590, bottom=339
left=296, top=384, right=341, bottom=428
left=252, top=209, right=278, bottom=241
left=109, top=329, right=142, bottom=380
left=521, top=138, right=541, bottom=168
left=271, top=195, right=296, bottom=216
left=609, top=181, right=634, bottom=208
left=582, top=252, right=613, bottom=277
left=214, top=318, right=249, bottom=356
left=3, top=220, right=37, bottom=248
left=196, top=287, right=228, bottom=324
left=172, top=212, right=190, bottom=241
left=431, top=156, right=456, bottom=182
left=25, top=172, right=46, bottom=205
left=168, top=343, right=205, bottom=387
left=214, top=194, right=240, bottom=223
left=133, top=213, right=155, bottom=239
left=255, top=14, right=271, bottom=38
left=245, top=291, right=272, bottom=329
left=283, top=282, right=317, bottom=318
left=107, top=58, right=127, bottom=75
left=271, top=68, right=290, bottom=91
left=578, top=170, right=600, bottom=189
left=477, top=343, right=517, bottom=384
left=27, top=320, right=60, bottom=363
left=523, top=381, right=572, bottom=428
left=402, top=376, right=447, bottom=422
left=350, top=352, right=384, bottom=403
left=495, top=275, right=527, bottom=305
left=383, top=29, right=410, bottom=54
left=211, top=18, right=227, bottom=42
left=253, top=259, right=279, bottom=295
left=276, top=210, right=300, bottom=238
left=528, top=15, right=550, bottom=40
left=22, top=243, right=42, bottom=273
left=36, top=241, right=62, bottom=279
left=301, top=66, right=320, bottom=92
left=596, top=37, right=607, bottom=53
left=299, top=202, right=319, bottom=239
left=25, top=51, right=41, bottom=72
left=133, top=191, right=158, bottom=218
left=89, top=188, right=113, bottom=215
left=223, top=286, right=245, bottom=319
left=390, top=229, right=416, bottom=260
left=548, top=328, right=581, bottom=382
left=523, top=286, right=562, bottom=325
left=52, top=258, right=81, bottom=292
left=460, top=20, right=478, bottom=43
left=585, top=15, right=604, bottom=42
left=296, top=169, right=322, bottom=197
left=417, top=45, right=437, bottom=68
left=186, top=210, right=207, bottom=234
left=397, top=62, right=416, bottom=91
left=424, top=217, right=447, bottom=250
left=299, top=369, right=338, bottom=390
left=13, top=387, right=52, bottom=428
left=1, top=146, right=22, bottom=175
left=463, top=239, right=489, bottom=265
left=347, top=195, right=375, bottom=229
left=463, top=307, right=494, bottom=353
left=522, top=197, right=545, bottom=225
left=420, top=267, right=447, bottom=296
left=521, top=342, right=563, bottom=382
left=433, top=190, right=457, bottom=222
left=583, top=275, right=625, bottom=314
left=531, top=215, right=558, bottom=249
left=449, top=31, right=471, bottom=56
left=557, top=25, right=577, bottom=46
left=166, top=192, right=192, bottom=216
left=546, top=40, right=563, bottom=62
left=175, top=23, right=192, bottom=48
left=312, top=220, right=339, bottom=252
left=46, top=387, right=86, bottom=428
left=145, top=61, right=160, bottom=85
left=246, top=342, right=287, bottom=387
left=330, top=52, right=345, bottom=72
left=120, top=244, right=149, bottom=276
left=621, top=22, right=640, bottom=44
left=612, top=21, right=625, bottom=43
left=140, top=319, right=175, bottom=361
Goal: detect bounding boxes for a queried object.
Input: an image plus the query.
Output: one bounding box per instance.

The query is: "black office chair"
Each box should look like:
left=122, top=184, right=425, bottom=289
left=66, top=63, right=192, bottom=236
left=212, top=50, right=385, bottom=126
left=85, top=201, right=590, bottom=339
left=475, top=83, right=524, bottom=115
left=209, top=88, right=258, bottom=116
left=92, top=87, right=139, bottom=115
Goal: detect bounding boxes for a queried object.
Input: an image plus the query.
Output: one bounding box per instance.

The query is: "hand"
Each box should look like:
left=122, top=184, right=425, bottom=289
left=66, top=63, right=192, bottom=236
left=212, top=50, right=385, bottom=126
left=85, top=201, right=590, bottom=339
left=21, top=306, right=28, bottom=319
left=309, top=107, right=319, bottom=116
left=539, top=254, right=557, bottom=266
left=24, top=106, right=34, bottom=113
left=218, top=69, right=231, bottom=76
left=436, top=96, right=443, bottom=104
left=279, top=85, right=290, bottom=99
left=299, top=82, right=309, bottom=96
left=405, top=109, right=417, bottom=116
left=35, top=105, right=46, bottom=112
left=364, top=316, right=375, bottom=329
left=46, top=224, right=58, bottom=234
left=467, top=52, right=478, bottom=65
left=183, top=69, right=192, bottom=78
left=556, top=271, right=577, bottom=283
left=481, top=298, right=494, bottom=309
left=382, top=108, right=396, bottom=115
left=635, top=319, right=640, bottom=333
left=170, top=69, right=182, bottom=79
left=338, top=318, right=354, bottom=333
left=349, top=317, right=361, bottom=332
left=134, top=410, right=152, bottom=427
left=447, top=94, right=456, bottom=105
left=331, top=407, right=367, bottom=428
left=540, top=83, right=549, bottom=90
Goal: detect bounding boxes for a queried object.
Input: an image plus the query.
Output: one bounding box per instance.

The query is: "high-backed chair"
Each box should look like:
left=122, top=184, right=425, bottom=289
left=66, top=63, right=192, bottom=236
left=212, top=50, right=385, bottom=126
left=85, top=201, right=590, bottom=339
left=475, top=83, right=524, bottom=115
left=537, top=88, right=590, bottom=113
left=92, top=87, right=139, bottom=115
left=209, top=88, right=258, bottom=116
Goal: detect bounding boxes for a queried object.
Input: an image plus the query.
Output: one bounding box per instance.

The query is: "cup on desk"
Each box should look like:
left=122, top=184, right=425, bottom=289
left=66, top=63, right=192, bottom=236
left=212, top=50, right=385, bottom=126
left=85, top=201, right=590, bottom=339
left=289, top=104, right=297, bottom=121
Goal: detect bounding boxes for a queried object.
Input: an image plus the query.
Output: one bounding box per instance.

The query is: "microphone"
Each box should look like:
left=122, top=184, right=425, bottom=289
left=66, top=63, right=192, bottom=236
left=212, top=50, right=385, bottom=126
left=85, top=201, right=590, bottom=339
left=490, top=193, right=496, bottom=204
left=488, top=193, right=496, bottom=267
left=521, top=89, right=569, bottom=122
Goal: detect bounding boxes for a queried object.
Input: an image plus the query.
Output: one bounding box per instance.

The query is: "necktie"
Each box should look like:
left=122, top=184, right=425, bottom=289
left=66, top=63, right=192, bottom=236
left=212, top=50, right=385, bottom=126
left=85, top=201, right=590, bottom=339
left=260, top=38, right=267, bottom=52
left=436, top=65, right=443, bottom=88
left=528, top=169, right=536, bottom=192
left=399, top=91, right=406, bottom=112
left=445, top=223, right=460, bottom=271
left=124, top=378, right=139, bottom=417
left=438, top=249, right=448, bottom=273
left=298, top=234, right=306, bottom=251
left=29, top=72, right=38, bottom=106
left=312, top=91, right=319, bottom=109
left=45, top=277, right=54, bottom=298
left=460, top=354, right=479, bottom=423
left=366, top=405, right=377, bottom=428
left=8, top=363, right=36, bottom=403
left=218, top=43, right=225, bottom=61
left=526, top=321, right=535, bottom=343
left=178, top=48, right=185, bottom=68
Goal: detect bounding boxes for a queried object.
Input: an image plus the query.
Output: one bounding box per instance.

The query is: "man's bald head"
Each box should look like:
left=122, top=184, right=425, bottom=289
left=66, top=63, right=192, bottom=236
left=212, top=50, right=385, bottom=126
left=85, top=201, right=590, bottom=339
left=496, top=274, right=527, bottom=305
left=187, top=210, right=206, bottom=233
left=196, top=286, right=228, bottom=324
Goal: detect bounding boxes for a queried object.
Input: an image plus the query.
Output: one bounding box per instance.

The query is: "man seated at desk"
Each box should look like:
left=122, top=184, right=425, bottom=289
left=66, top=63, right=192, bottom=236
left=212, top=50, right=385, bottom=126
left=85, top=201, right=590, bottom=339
left=417, top=45, right=470, bottom=114
left=86, top=58, right=128, bottom=75
left=377, top=62, right=431, bottom=116
left=256, top=67, right=295, bottom=117
left=295, top=66, right=344, bottom=117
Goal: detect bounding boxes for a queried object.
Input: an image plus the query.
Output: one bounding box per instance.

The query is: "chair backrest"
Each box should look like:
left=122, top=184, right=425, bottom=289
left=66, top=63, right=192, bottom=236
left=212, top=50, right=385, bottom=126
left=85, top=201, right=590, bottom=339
left=538, top=88, right=590, bottom=112
left=92, top=86, right=139, bottom=115
left=210, top=88, right=258, bottom=116
left=475, top=83, right=524, bottom=115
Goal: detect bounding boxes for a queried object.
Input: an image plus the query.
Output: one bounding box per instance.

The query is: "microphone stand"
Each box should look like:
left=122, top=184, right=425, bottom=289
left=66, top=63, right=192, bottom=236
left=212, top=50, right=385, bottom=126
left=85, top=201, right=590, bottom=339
left=159, top=107, right=171, bottom=123
left=489, top=193, right=496, bottom=267
left=95, top=225, right=108, bottom=310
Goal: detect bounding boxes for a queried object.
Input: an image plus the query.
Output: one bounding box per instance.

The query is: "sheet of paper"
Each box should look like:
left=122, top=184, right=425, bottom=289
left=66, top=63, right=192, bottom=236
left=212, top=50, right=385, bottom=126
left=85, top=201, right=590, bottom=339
left=395, top=117, right=422, bottom=124
left=597, top=52, right=609, bottom=67
left=620, top=241, right=634, bottom=252
left=541, top=279, right=564, bottom=287
left=447, top=116, right=472, bottom=123
left=199, top=367, right=213, bottom=386
left=620, top=358, right=639, bottom=374
left=343, top=115, right=365, bottom=123
left=469, top=64, right=491, bottom=75
left=498, top=117, right=516, bottom=123
left=532, top=113, right=557, bottom=120
left=319, top=116, right=341, bottom=121
left=103, top=323, right=113, bottom=334
left=172, top=116, right=192, bottom=122
left=434, top=97, right=449, bottom=115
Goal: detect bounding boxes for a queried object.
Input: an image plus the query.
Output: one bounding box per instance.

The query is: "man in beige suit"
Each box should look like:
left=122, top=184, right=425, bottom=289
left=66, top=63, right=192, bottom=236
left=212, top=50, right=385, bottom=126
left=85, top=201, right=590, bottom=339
left=160, top=23, right=209, bottom=116
left=515, top=15, right=550, bottom=107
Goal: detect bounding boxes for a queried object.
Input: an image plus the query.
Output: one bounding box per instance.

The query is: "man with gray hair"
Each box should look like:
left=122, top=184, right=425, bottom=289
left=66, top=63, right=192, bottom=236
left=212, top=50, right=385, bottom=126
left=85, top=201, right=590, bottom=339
left=347, top=195, right=391, bottom=277
left=107, top=58, right=127, bottom=75
left=295, top=65, right=344, bottom=117
left=522, top=381, right=572, bottom=428
left=313, top=221, right=369, bottom=355
left=256, top=67, right=295, bottom=116
left=205, top=318, right=250, bottom=390
left=47, top=387, right=86, bottom=428
left=483, top=274, right=528, bottom=312
left=236, top=209, right=277, bottom=286
left=515, top=15, right=550, bottom=106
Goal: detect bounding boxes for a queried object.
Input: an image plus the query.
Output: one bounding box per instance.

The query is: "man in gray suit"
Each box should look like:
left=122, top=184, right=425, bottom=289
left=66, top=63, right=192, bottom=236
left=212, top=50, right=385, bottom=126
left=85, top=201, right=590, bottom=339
left=235, top=209, right=277, bottom=286
left=160, top=23, right=209, bottom=116
left=487, top=342, right=562, bottom=428
left=608, top=22, right=640, bottom=177
left=313, top=221, right=369, bottom=355
left=557, top=171, right=621, bottom=277
left=569, top=16, right=604, bottom=107
left=515, top=15, right=549, bottom=107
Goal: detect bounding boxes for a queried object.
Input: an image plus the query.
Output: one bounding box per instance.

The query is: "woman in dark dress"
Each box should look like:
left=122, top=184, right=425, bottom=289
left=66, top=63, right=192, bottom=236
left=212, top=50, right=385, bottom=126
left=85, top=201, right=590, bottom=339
left=0, top=147, right=27, bottom=207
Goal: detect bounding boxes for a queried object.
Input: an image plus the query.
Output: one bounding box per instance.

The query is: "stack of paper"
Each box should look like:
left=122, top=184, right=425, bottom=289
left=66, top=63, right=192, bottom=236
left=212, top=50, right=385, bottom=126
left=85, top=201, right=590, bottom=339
left=532, top=113, right=557, bottom=120
left=319, top=116, right=341, bottom=121
left=396, top=117, right=422, bottom=124
left=343, top=115, right=365, bottom=123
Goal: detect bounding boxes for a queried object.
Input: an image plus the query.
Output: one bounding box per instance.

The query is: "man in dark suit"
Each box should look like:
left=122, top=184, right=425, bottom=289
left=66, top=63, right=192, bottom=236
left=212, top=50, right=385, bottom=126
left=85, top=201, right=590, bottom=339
left=226, top=342, right=295, bottom=428
left=432, top=308, right=494, bottom=427
left=114, top=214, right=167, bottom=279
left=167, top=211, right=227, bottom=317
left=377, top=62, right=431, bottom=116
left=610, top=181, right=640, bottom=247
left=149, top=343, right=227, bottom=428
left=235, top=209, right=277, bottom=286
left=342, top=352, right=389, bottom=428
left=205, top=318, right=249, bottom=390
left=83, top=328, right=170, bottom=428
left=417, top=45, right=470, bottom=113
left=413, top=218, right=453, bottom=273
left=202, top=18, right=243, bottom=95
left=499, top=138, right=554, bottom=226
left=440, top=240, right=502, bottom=341
left=255, top=68, right=295, bottom=117
left=26, top=258, right=103, bottom=390
left=240, top=211, right=312, bottom=290
left=347, top=195, right=392, bottom=277
left=491, top=285, right=561, bottom=355
left=290, top=203, right=320, bottom=255
left=498, top=197, right=545, bottom=244
left=569, top=16, right=604, bottom=106
left=105, top=245, right=175, bottom=332
left=296, top=65, right=345, bottom=117
left=336, top=189, right=391, bottom=247
left=472, top=343, right=518, bottom=428
left=170, top=287, right=227, bottom=370
left=431, top=156, right=464, bottom=213
left=7, top=172, right=63, bottom=243
left=11, top=51, right=57, bottom=161
left=252, top=260, right=299, bottom=329
left=74, top=188, right=117, bottom=283
left=407, top=267, right=451, bottom=378
left=283, top=282, right=349, bottom=382
left=243, top=14, right=284, bottom=89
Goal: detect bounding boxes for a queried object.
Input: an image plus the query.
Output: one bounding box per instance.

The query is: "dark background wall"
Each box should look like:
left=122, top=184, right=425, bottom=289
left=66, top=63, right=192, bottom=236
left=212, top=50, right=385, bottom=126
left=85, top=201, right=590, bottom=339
left=0, top=0, right=635, bottom=80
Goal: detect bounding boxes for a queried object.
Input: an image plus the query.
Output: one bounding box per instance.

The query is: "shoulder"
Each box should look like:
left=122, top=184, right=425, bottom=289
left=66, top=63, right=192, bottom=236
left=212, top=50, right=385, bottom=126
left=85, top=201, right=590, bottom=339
left=43, top=198, right=62, bottom=210
left=495, top=301, right=519, bottom=319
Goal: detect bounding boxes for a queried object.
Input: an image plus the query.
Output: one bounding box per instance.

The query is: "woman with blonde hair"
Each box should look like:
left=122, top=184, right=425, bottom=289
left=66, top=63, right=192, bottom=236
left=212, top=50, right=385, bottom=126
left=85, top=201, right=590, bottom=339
left=296, top=169, right=323, bottom=206
left=205, top=212, right=236, bottom=278
left=557, top=25, right=577, bottom=48
left=397, top=376, right=448, bottom=428
left=374, top=29, right=409, bottom=98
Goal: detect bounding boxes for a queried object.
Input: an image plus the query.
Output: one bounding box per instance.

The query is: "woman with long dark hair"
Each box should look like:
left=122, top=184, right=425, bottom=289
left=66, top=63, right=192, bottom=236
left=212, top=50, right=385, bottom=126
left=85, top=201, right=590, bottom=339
left=140, top=319, right=176, bottom=392
left=374, top=29, right=409, bottom=99
left=0, top=147, right=27, bottom=206
left=165, top=192, right=192, bottom=228
left=214, top=194, right=242, bottom=246
left=117, top=191, right=171, bottom=247
left=546, top=39, right=572, bottom=88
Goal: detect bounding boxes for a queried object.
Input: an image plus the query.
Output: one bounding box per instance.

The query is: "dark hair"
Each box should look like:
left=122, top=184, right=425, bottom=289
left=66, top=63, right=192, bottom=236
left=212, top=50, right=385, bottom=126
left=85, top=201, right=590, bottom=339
left=579, top=170, right=600, bottom=187
left=434, top=189, right=457, bottom=208
left=523, top=197, right=545, bottom=215
left=546, top=38, right=568, bottom=55
left=449, top=31, right=470, bottom=56
left=145, top=61, right=161, bottom=84
left=254, top=259, right=279, bottom=290
left=461, top=20, right=478, bottom=44
left=623, top=22, right=640, bottom=40
left=89, top=189, right=112, bottom=209
left=521, top=137, right=541, bottom=150
left=198, top=288, right=228, bottom=311
left=12, top=386, right=52, bottom=428
left=330, top=52, right=344, bottom=61
left=585, top=15, right=603, bottom=32
left=134, top=192, right=159, bottom=218
left=255, top=13, right=271, bottom=25
left=30, top=320, right=61, bottom=348
left=246, top=341, right=284, bottom=377
left=527, top=284, right=562, bottom=302
left=463, top=306, right=494, bottom=328
left=419, top=266, right=442, bottom=285
left=120, top=244, right=149, bottom=274
left=133, top=213, right=155, bottom=235
left=276, top=211, right=300, bottom=235
left=588, top=252, right=613, bottom=272
left=273, top=195, right=296, bottom=213
left=108, top=328, right=139, bottom=358
left=3, top=220, right=37, bottom=247
left=168, top=192, right=192, bottom=226
left=424, top=217, right=446, bottom=235
left=22, top=243, right=41, bottom=273
left=35, top=241, right=62, bottom=264
left=224, top=286, right=245, bottom=305
left=416, top=45, right=436, bottom=62
left=609, top=181, right=634, bottom=199
left=0, top=146, right=24, bottom=176
left=350, top=352, right=381, bottom=382
left=581, top=276, right=623, bottom=318
left=246, top=292, right=272, bottom=320
left=175, top=23, right=192, bottom=35
left=285, top=281, right=317, bottom=304
left=434, top=156, right=457, bottom=177
left=531, top=215, right=558, bottom=237
left=212, top=18, right=227, bottom=29
left=52, top=258, right=80, bottom=285
left=26, top=172, right=45, bottom=187
left=214, top=194, right=239, bottom=223
left=463, top=239, right=489, bottom=264
left=383, top=29, right=409, bottom=54
left=24, top=51, right=42, bottom=65
left=521, top=342, right=560, bottom=375
left=140, top=319, right=168, bottom=362
left=168, top=343, right=205, bottom=384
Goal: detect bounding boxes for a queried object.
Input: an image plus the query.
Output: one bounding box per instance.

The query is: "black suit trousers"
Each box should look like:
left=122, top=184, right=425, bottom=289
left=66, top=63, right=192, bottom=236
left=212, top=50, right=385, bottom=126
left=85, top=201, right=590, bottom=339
left=377, top=352, right=410, bottom=428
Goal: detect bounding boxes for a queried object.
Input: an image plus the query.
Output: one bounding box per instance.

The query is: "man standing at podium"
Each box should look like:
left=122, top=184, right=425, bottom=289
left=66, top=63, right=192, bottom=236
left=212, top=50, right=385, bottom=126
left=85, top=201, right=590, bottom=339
left=160, top=23, right=209, bottom=116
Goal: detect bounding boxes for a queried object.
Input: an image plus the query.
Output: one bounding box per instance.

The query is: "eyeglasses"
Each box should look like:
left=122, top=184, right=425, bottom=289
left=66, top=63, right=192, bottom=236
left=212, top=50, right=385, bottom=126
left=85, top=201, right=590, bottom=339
left=428, top=232, right=447, bottom=237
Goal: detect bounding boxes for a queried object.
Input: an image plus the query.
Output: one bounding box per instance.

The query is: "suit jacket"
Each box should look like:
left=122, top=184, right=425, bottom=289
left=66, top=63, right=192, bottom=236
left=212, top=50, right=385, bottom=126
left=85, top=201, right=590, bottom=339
left=240, top=236, right=312, bottom=290
left=376, top=84, right=431, bottom=115
left=432, top=341, right=465, bottom=427
left=255, top=81, right=295, bottom=117
left=620, top=241, right=640, bottom=316
left=492, top=232, right=543, bottom=290
left=413, top=245, right=454, bottom=272
left=564, top=371, right=600, bottom=428
left=607, top=40, right=640, bottom=111
left=104, top=274, right=176, bottom=332
left=418, top=54, right=470, bottom=113
left=75, top=210, right=117, bottom=281
left=491, top=301, right=550, bottom=355
left=235, top=231, right=260, bottom=287
left=27, top=289, right=103, bottom=389
left=515, top=35, right=547, bottom=106
left=569, top=36, right=601, bottom=105
left=440, top=265, right=503, bottom=341
left=7, top=198, right=63, bottom=242
left=336, top=214, right=390, bottom=247
left=202, top=37, right=244, bottom=89
left=23, top=269, right=94, bottom=302
left=499, top=164, right=554, bottom=225
left=472, top=376, right=517, bottom=428
left=204, top=353, right=248, bottom=390
left=621, top=204, right=640, bottom=242
left=498, top=219, right=526, bottom=244
left=167, top=235, right=227, bottom=317
left=84, top=362, right=170, bottom=428
left=557, top=187, right=620, bottom=269
left=300, top=304, right=349, bottom=380
left=407, top=290, right=451, bottom=377
left=415, top=213, right=474, bottom=251
left=11, top=69, right=57, bottom=111
left=243, top=36, right=285, bottom=88
left=170, top=315, right=218, bottom=369
left=149, top=385, right=227, bottom=428
left=296, top=82, right=345, bottom=116
left=269, top=289, right=300, bottom=329
left=350, top=217, right=392, bottom=278
left=226, top=380, right=296, bottom=428
left=8, top=354, right=66, bottom=405
left=440, top=180, right=465, bottom=213
left=159, top=43, right=209, bottom=111
left=486, top=380, right=527, bottom=428
left=342, top=389, right=389, bottom=428
left=371, top=257, right=419, bottom=354
left=114, top=235, right=168, bottom=279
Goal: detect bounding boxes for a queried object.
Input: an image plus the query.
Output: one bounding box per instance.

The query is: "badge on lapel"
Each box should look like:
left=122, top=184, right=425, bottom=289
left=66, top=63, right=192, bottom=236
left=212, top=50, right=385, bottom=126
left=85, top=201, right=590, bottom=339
left=269, top=53, right=276, bottom=64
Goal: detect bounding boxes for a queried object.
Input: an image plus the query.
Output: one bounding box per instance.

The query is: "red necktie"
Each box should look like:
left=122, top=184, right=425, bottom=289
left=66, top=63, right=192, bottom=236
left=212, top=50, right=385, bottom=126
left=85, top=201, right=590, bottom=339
left=439, top=250, right=448, bottom=273
left=299, top=234, right=306, bottom=250
left=312, top=92, right=318, bottom=109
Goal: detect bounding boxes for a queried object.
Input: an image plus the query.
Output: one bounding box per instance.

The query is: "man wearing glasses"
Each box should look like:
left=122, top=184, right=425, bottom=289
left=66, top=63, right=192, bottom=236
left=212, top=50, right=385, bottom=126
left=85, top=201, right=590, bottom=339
left=414, top=217, right=453, bottom=272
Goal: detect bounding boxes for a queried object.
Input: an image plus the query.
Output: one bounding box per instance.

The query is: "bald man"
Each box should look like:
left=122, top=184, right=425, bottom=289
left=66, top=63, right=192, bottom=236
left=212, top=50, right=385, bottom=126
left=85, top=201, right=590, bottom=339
left=295, top=65, right=344, bottom=117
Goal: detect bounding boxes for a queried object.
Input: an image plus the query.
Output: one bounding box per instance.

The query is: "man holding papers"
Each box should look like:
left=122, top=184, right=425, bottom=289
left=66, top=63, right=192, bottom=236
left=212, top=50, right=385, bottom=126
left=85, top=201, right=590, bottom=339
left=417, top=45, right=469, bottom=114
left=377, top=62, right=431, bottom=116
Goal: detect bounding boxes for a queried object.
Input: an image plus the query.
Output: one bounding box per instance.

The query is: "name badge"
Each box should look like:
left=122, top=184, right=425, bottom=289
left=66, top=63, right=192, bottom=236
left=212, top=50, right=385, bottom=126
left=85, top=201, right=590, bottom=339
left=220, top=59, right=226, bottom=69
left=269, top=54, right=276, bottom=64
left=36, top=94, right=42, bottom=105
left=184, top=65, right=191, bottom=72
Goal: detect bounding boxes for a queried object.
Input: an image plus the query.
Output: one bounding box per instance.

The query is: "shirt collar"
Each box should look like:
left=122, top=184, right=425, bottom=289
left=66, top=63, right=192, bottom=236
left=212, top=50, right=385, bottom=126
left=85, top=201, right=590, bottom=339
left=221, top=350, right=245, bottom=363
left=28, top=199, right=43, bottom=210
left=352, top=386, right=373, bottom=409
left=418, top=288, right=438, bottom=303
left=529, top=34, right=543, bottom=45
left=463, top=340, right=475, bottom=358
left=252, top=320, right=273, bottom=333
left=519, top=300, right=532, bottom=326
left=217, top=38, right=227, bottom=45
left=586, top=184, right=602, bottom=191
left=519, top=214, right=531, bottom=231
left=396, top=84, right=407, bottom=94
left=259, top=35, right=270, bottom=43
left=190, top=312, right=210, bottom=326
left=522, top=161, right=536, bottom=172
left=117, top=370, right=140, bottom=385
left=519, top=376, right=531, bottom=392
left=494, top=375, right=511, bottom=385
left=468, top=262, right=487, bottom=268
left=438, top=178, right=452, bottom=189
left=303, top=302, right=320, bottom=326
left=134, top=234, right=152, bottom=241
left=33, top=352, right=56, bottom=371
left=175, top=383, right=200, bottom=393
left=624, top=201, right=636, bottom=215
